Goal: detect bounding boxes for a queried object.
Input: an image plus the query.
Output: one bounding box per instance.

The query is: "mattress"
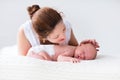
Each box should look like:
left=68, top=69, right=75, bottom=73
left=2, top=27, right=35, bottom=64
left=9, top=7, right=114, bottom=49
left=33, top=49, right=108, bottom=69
left=0, top=45, right=120, bottom=80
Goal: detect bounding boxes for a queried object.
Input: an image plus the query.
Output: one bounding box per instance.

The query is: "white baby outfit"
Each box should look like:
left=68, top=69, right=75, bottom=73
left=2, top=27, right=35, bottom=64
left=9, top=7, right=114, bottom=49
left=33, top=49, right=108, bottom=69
left=21, top=19, right=72, bottom=56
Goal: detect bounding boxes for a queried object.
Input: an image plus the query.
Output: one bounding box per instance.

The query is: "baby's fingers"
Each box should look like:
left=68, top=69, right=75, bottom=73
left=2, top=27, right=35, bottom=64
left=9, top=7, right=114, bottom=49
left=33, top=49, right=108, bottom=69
left=71, top=58, right=80, bottom=63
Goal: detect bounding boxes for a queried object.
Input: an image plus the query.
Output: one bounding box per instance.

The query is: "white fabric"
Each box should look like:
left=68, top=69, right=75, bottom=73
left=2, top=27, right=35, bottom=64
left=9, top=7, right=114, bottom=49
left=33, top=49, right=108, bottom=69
left=0, top=45, right=120, bottom=80
left=22, top=19, right=71, bottom=56
left=22, top=19, right=71, bottom=46
left=63, top=19, right=71, bottom=45
left=22, top=20, right=40, bottom=46
left=27, top=45, right=55, bottom=56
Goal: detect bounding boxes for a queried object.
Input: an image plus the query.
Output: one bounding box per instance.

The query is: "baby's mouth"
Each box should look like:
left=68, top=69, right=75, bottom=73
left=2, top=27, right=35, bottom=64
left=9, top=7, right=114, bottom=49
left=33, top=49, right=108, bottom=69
left=76, top=56, right=81, bottom=59
left=78, top=56, right=85, bottom=60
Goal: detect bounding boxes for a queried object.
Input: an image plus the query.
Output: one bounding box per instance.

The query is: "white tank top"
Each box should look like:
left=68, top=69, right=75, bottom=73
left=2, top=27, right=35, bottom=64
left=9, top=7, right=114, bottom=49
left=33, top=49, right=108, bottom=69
left=21, top=19, right=72, bottom=56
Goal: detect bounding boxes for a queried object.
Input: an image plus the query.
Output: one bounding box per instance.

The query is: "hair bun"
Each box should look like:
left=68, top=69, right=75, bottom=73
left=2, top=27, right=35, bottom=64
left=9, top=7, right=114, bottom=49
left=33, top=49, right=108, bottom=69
left=27, top=4, right=40, bottom=18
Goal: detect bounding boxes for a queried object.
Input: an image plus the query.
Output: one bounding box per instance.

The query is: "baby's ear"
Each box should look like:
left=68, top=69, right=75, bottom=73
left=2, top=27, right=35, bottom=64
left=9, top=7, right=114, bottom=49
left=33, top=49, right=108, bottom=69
left=79, top=43, right=84, bottom=46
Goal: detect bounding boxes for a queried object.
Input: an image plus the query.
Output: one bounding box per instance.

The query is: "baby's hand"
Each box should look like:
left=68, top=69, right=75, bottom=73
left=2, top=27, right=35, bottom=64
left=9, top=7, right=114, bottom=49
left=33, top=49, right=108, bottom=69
left=70, top=58, right=80, bottom=63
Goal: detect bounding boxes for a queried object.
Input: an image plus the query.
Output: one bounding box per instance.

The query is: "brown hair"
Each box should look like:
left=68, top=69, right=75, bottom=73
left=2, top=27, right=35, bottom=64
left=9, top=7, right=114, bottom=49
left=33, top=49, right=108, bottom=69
left=27, top=4, right=62, bottom=44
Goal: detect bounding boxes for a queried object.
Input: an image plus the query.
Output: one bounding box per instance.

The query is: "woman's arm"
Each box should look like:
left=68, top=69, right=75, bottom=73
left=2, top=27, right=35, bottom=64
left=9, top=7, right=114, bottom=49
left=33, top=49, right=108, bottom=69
left=68, top=29, right=78, bottom=46
left=17, top=27, right=31, bottom=56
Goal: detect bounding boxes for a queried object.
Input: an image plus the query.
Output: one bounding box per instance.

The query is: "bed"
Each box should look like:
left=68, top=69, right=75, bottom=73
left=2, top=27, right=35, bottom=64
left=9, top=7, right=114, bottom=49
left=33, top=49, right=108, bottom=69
left=0, top=45, right=120, bottom=80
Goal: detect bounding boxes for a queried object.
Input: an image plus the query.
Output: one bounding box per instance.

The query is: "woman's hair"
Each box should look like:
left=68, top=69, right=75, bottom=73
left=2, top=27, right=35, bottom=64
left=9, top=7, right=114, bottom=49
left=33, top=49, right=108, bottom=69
left=27, top=4, right=62, bottom=44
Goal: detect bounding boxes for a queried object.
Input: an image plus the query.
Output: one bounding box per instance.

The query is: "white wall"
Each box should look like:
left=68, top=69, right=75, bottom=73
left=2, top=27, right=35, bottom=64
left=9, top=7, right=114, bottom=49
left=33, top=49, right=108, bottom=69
left=0, top=0, right=120, bottom=54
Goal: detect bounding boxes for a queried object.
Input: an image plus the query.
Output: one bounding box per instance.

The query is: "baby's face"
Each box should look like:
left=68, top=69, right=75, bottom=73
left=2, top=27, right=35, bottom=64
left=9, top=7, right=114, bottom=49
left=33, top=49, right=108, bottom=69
left=74, top=44, right=97, bottom=60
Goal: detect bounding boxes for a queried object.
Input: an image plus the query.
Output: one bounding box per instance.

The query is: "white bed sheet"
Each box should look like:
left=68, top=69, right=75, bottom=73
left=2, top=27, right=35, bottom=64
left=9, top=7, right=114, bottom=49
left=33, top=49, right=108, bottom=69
left=0, top=45, right=120, bottom=80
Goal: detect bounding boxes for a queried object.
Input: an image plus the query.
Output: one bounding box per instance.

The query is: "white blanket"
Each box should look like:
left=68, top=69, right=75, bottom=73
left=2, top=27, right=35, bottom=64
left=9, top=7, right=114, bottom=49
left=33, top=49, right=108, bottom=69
left=0, top=45, right=120, bottom=80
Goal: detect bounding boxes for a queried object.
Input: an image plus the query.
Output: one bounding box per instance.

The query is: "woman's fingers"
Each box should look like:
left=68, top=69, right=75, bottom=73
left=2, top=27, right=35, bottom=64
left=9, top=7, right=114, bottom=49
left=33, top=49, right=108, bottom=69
left=92, top=39, right=100, bottom=48
left=80, top=39, right=100, bottom=48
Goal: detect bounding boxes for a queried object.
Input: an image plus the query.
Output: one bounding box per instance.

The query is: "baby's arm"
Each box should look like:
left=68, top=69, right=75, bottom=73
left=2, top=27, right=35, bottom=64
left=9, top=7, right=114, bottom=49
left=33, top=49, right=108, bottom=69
left=57, top=54, right=80, bottom=63
left=54, top=45, right=80, bottom=63
left=57, top=49, right=80, bottom=63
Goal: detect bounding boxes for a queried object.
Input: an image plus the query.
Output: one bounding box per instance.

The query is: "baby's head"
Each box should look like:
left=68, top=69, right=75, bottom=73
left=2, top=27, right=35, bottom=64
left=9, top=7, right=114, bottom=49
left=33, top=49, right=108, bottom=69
left=74, top=43, right=97, bottom=60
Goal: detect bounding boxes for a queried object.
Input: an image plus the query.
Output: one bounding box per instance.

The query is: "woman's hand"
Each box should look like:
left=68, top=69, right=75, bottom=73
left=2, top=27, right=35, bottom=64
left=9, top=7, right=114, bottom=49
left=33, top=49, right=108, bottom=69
left=80, top=39, right=100, bottom=51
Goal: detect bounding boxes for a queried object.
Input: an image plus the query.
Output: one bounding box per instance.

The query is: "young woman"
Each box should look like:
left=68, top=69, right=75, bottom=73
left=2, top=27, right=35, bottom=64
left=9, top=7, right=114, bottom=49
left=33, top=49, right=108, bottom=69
left=17, top=4, right=99, bottom=56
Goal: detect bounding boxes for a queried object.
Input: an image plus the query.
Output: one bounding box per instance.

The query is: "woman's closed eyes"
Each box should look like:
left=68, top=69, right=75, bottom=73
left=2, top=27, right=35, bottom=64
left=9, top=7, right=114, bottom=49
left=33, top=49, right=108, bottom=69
left=49, top=27, right=66, bottom=39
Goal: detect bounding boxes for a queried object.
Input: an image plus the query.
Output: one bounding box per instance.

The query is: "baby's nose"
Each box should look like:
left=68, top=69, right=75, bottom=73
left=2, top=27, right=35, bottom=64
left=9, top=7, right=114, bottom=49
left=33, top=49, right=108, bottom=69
left=79, top=54, right=85, bottom=60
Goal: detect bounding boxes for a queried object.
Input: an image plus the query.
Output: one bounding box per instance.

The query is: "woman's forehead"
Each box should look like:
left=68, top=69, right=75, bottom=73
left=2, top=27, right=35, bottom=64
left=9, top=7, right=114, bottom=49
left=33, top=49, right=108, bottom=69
left=52, top=21, right=65, bottom=33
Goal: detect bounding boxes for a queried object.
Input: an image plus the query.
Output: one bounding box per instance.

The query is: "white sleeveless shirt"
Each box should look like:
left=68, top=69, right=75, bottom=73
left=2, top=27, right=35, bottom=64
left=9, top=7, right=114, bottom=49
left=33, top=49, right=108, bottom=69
left=21, top=19, right=72, bottom=56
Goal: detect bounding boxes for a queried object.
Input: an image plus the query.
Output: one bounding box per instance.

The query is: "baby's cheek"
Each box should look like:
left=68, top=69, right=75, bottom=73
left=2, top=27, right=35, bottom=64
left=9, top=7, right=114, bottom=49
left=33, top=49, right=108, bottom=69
left=75, top=48, right=79, bottom=53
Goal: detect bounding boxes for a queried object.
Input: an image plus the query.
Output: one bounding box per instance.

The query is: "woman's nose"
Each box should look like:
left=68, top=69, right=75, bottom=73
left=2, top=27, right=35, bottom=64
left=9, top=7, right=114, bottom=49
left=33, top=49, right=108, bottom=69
left=59, top=33, right=65, bottom=40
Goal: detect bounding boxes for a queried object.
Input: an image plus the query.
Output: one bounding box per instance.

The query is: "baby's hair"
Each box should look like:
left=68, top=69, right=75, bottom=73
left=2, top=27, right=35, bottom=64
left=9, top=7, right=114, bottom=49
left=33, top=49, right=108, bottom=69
left=27, top=4, right=40, bottom=19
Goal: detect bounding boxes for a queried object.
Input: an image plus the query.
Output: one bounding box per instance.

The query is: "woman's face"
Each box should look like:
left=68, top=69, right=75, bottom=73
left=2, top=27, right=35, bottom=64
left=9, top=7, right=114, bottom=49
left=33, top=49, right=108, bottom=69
left=47, top=20, right=66, bottom=44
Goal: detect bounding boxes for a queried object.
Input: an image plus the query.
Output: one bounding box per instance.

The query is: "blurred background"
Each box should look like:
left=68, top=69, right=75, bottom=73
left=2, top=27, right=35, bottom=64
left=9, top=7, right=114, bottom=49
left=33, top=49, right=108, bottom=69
left=0, top=0, right=120, bottom=54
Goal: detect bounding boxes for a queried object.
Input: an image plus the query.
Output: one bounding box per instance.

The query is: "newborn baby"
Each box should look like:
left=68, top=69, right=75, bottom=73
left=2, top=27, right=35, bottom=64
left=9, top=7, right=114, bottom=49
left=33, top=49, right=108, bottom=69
left=55, top=43, right=97, bottom=63
left=27, top=43, right=97, bottom=63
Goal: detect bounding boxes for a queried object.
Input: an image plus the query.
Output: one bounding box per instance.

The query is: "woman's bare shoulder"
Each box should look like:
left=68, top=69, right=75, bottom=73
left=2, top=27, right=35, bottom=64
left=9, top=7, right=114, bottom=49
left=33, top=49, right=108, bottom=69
left=17, top=26, right=31, bottom=56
